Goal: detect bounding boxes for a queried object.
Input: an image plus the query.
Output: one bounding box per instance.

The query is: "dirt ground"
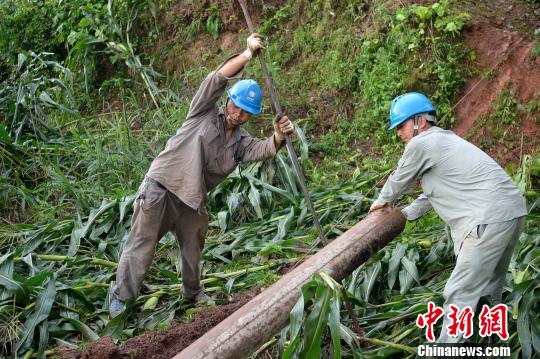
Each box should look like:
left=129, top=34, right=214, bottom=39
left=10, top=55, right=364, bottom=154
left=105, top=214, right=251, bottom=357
left=452, top=21, right=540, bottom=166
left=61, top=289, right=261, bottom=359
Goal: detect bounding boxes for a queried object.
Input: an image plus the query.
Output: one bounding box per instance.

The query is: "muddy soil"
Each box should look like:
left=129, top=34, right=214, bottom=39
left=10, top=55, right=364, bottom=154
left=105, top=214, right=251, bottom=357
left=452, top=21, right=540, bottom=165
left=63, top=289, right=261, bottom=359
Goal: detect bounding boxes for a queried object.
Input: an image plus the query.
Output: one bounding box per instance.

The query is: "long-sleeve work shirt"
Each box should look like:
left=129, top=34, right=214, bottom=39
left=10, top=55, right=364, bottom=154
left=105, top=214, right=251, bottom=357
left=147, top=60, right=278, bottom=213
left=377, top=126, right=527, bottom=254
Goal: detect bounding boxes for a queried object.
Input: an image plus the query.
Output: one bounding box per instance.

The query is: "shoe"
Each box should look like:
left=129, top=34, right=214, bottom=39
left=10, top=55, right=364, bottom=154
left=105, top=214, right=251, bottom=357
left=186, top=291, right=215, bottom=306
left=109, top=292, right=125, bottom=318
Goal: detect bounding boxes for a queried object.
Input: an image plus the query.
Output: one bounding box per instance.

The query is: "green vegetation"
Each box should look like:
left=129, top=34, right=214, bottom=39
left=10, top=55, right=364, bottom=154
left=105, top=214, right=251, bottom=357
left=0, top=0, right=538, bottom=358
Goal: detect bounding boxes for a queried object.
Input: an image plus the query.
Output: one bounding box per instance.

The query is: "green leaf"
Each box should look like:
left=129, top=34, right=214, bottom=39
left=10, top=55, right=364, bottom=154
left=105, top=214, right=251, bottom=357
left=401, top=255, right=421, bottom=284
left=0, top=257, right=25, bottom=294
left=517, top=291, right=535, bottom=359
left=300, top=281, right=332, bottom=359
left=399, top=268, right=414, bottom=295
left=60, top=288, right=96, bottom=312
left=277, top=153, right=299, bottom=196
left=143, top=296, right=159, bottom=311
left=275, top=207, right=295, bottom=242
left=119, top=195, right=135, bottom=223
left=217, top=211, right=228, bottom=232
left=248, top=185, right=263, bottom=219
left=0, top=123, right=10, bottom=142
left=364, top=261, right=382, bottom=302
left=38, top=91, right=77, bottom=115
left=68, top=200, right=117, bottom=256
left=242, top=172, right=295, bottom=202
left=17, top=276, right=57, bottom=354
left=283, top=294, right=305, bottom=359
left=289, top=294, right=305, bottom=340
left=17, top=53, right=27, bottom=70
left=531, top=317, right=540, bottom=355
left=64, top=317, right=99, bottom=341
left=37, top=320, right=48, bottom=359
left=282, top=335, right=301, bottom=359
left=328, top=297, right=342, bottom=359
left=101, top=310, right=128, bottom=341
left=388, top=243, right=407, bottom=289
left=24, top=272, right=52, bottom=288
left=445, top=22, right=457, bottom=33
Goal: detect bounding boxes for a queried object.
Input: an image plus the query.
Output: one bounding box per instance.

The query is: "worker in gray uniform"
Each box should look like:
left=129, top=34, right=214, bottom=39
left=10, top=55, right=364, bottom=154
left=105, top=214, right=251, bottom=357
left=369, top=92, right=527, bottom=343
left=109, top=34, right=296, bottom=317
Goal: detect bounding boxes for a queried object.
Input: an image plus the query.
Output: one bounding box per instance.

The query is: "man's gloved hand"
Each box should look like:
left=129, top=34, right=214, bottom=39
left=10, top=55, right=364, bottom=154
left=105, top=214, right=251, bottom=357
left=242, top=33, right=264, bottom=60
left=369, top=199, right=387, bottom=213
left=274, top=114, right=295, bottom=144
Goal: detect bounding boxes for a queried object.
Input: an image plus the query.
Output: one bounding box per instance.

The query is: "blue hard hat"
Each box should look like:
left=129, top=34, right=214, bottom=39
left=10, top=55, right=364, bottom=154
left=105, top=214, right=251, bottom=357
left=389, top=92, right=436, bottom=130
left=226, top=79, right=263, bottom=115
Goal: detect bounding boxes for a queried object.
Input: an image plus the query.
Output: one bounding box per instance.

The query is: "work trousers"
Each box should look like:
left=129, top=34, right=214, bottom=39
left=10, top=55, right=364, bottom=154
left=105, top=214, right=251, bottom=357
left=115, top=177, right=208, bottom=300
left=438, top=216, right=526, bottom=343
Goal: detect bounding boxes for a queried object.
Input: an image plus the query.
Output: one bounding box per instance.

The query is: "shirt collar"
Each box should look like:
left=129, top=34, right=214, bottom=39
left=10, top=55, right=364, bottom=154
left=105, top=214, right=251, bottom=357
left=417, top=126, right=442, bottom=138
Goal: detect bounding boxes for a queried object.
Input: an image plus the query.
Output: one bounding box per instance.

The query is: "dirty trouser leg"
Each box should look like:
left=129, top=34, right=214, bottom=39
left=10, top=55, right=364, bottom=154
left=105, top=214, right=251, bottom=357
left=483, top=216, right=526, bottom=304
left=171, top=198, right=208, bottom=299
left=438, top=217, right=525, bottom=343
left=115, top=179, right=171, bottom=300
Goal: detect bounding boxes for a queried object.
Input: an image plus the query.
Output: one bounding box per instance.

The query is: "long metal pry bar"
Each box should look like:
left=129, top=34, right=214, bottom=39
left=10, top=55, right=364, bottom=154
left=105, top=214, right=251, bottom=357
left=237, top=0, right=327, bottom=245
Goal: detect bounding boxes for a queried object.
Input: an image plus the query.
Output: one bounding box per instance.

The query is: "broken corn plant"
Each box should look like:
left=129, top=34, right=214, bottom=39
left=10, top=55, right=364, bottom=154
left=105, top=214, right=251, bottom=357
left=281, top=272, right=343, bottom=359
left=0, top=126, right=385, bottom=357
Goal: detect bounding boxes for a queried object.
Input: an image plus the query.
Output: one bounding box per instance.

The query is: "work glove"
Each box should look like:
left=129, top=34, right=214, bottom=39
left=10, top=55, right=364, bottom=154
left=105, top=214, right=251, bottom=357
left=242, top=33, right=264, bottom=59
left=369, top=199, right=387, bottom=213
left=274, top=114, right=295, bottom=144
